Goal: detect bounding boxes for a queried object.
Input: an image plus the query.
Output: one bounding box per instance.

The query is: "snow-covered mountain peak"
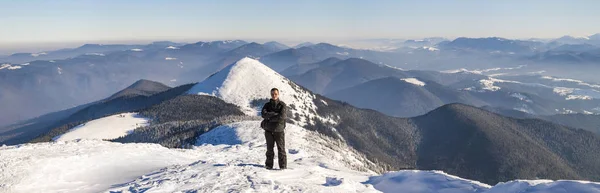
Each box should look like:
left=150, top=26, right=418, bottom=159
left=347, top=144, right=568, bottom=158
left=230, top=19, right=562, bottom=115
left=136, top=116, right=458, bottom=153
left=186, top=57, right=338, bottom=127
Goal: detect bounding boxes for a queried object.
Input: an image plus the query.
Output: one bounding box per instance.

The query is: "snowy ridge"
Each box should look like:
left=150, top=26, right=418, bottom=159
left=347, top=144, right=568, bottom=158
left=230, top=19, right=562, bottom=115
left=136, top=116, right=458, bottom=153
left=442, top=65, right=526, bottom=75
left=53, top=113, right=149, bottom=141
left=542, top=76, right=600, bottom=89
left=186, top=57, right=340, bottom=127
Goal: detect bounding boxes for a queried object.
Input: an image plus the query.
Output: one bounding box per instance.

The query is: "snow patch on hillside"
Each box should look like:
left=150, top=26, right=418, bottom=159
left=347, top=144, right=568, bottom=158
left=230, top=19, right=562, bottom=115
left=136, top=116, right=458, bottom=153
left=402, top=78, right=426, bottom=86
left=84, top=53, right=105, bottom=56
left=553, top=87, right=600, bottom=100
left=166, top=46, right=179, bottom=49
left=510, top=93, right=533, bottom=103
left=479, top=78, right=522, bottom=91
left=165, top=57, right=177, bottom=60
left=422, top=46, right=439, bottom=51
left=542, top=76, right=600, bottom=89
left=130, top=48, right=143, bottom=52
left=0, top=64, right=22, bottom=70
left=53, top=113, right=149, bottom=141
left=383, top=64, right=405, bottom=71
left=30, top=52, right=47, bottom=57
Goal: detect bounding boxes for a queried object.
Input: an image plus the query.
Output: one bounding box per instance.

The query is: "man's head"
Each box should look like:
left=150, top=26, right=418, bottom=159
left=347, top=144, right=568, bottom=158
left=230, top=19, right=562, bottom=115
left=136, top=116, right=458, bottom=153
left=270, top=88, right=279, bottom=100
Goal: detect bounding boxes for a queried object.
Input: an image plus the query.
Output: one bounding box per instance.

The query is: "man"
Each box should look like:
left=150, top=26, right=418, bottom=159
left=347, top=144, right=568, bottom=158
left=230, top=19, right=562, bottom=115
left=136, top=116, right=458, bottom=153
left=260, top=88, right=287, bottom=170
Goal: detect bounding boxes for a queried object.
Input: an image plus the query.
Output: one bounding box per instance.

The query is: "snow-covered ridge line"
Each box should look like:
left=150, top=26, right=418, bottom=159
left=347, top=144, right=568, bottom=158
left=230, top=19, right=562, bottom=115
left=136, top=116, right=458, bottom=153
left=553, top=87, right=600, bottom=100
left=186, top=57, right=340, bottom=128
left=442, top=65, right=526, bottom=75
left=542, top=75, right=600, bottom=89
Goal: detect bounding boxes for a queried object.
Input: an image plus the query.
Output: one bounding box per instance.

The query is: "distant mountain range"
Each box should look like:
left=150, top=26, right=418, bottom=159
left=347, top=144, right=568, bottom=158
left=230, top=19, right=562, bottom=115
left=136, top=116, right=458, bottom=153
left=4, top=58, right=600, bottom=186
left=2, top=35, right=600, bottom=127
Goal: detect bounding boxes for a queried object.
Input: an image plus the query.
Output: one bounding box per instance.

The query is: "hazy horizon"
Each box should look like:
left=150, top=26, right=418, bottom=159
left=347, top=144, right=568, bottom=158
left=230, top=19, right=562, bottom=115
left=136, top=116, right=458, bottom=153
left=2, top=0, right=600, bottom=54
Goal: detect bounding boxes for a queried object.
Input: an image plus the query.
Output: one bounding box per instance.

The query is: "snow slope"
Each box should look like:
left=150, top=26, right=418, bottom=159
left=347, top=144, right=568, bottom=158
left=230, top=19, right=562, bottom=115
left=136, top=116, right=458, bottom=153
left=53, top=112, right=150, bottom=141
left=2, top=121, right=599, bottom=193
left=108, top=121, right=382, bottom=192
left=0, top=140, right=201, bottom=193
left=186, top=57, right=339, bottom=127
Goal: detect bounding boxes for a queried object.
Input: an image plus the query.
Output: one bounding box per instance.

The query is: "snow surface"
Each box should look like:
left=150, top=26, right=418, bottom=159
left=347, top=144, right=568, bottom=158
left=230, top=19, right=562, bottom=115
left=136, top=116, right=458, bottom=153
left=186, top=57, right=340, bottom=127
left=0, top=140, right=201, bottom=193
left=2, top=120, right=600, bottom=193
left=478, top=78, right=523, bottom=91
left=30, top=52, right=47, bottom=57
left=486, top=180, right=600, bottom=193
left=0, top=64, right=22, bottom=70
left=367, top=170, right=491, bottom=193
left=553, top=87, right=600, bottom=100
left=53, top=113, right=149, bottom=141
left=84, top=53, right=105, bottom=56
left=510, top=93, right=533, bottom=103
left=421, top=46, right=439, bottom=51
left=402, top=78, right=426, bottom=86
left=383, top=64, right=405, bottom=71
left=130, top=48, right=143, bottom=52
left=542, top=76, right=600, bottom=89
left=442, top=65, right=526, bottom=75
left=165, top=57, right=177, bottom=60
left=105, top=121, right=495, bottom=193
left=166, top=46, right=179, bottom=49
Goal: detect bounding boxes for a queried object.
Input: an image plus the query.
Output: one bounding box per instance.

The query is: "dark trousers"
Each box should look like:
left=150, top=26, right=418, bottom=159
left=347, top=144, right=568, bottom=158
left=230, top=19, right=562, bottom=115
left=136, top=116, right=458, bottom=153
left=264, top=131, right=286, bottom=169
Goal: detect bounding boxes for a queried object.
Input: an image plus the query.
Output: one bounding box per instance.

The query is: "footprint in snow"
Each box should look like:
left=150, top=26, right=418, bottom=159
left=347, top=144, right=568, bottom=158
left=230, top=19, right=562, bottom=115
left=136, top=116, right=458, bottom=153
left=323, top=177, right=343, bottom=186
left=288, top=149, right=299, bottom=154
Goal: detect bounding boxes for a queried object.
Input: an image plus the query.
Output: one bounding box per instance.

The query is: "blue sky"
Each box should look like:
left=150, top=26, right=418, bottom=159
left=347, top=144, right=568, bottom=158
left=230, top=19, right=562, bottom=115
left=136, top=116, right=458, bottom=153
left=1, top=0, right=599, bottom=46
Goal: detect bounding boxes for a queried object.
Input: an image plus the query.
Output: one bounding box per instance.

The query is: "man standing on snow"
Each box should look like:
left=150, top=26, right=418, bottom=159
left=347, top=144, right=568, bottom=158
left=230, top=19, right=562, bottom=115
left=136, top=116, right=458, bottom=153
left=260, top=88, right=287, bottom=170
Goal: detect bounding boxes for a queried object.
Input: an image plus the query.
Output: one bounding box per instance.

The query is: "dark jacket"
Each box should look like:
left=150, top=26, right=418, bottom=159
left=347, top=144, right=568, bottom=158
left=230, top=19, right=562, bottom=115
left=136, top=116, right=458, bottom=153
left=261, top=99, right=287, bottom=132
